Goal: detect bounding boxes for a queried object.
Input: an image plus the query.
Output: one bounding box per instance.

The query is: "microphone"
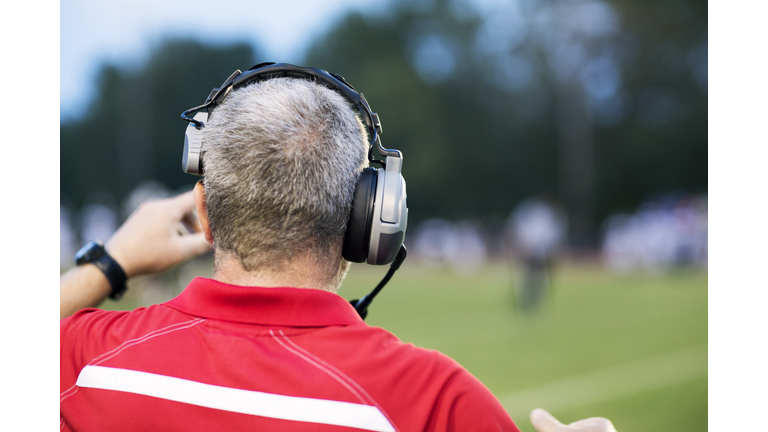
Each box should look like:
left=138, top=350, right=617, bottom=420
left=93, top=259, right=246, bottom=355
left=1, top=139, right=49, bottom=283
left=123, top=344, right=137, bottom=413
left=350, top=245, right=408, bottom=320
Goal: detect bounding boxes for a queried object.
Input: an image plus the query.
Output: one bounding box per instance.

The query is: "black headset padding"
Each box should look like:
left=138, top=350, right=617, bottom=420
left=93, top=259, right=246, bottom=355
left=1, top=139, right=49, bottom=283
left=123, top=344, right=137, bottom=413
left=343, top=168, right=378, bottom=263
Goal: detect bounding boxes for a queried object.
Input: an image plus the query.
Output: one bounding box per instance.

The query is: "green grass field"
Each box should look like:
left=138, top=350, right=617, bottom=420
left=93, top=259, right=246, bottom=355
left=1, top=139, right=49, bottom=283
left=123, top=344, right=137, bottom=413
left=103, top=258, right=708, bottom=432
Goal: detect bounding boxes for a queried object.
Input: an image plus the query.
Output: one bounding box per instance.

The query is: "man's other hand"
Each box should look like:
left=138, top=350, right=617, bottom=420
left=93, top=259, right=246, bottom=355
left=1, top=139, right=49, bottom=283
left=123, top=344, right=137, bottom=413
left=106, top=191, right=212, bottom=278
left=531, top=408, right=618, bottom=432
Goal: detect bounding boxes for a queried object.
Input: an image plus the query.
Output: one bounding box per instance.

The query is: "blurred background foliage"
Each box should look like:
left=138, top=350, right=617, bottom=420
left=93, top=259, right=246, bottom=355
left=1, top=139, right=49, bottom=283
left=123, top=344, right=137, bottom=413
left=60, top=0, right=706, bottom=254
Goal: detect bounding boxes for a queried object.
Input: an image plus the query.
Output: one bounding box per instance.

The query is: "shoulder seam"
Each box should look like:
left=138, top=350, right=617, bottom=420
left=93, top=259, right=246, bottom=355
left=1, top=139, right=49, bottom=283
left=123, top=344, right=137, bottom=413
left=60, top=318, right=205, bottom=403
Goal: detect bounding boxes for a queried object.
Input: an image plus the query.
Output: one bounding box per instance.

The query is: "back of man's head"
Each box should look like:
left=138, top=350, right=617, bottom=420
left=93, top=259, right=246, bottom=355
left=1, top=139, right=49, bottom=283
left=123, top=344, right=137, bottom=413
left=201, top=78, right=368, bottom=288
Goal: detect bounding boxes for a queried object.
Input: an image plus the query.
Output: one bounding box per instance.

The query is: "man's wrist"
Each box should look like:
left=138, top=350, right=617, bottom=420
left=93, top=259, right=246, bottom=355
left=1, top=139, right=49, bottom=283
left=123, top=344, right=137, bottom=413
left=104, top=243, right=134, bottom=279
left=60, top=264, right=114, bottom=319
left=75, top=240, right=129, bottom=300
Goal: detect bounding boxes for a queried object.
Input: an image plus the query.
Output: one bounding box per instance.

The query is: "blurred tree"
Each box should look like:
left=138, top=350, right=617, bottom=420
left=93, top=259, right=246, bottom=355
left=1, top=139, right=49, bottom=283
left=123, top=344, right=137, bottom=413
left=305, top=3, right=560, bottom=228
left=305, top=0, right=707, bottom=246
left=60, top=39, right=258, bottom=212
left=61, top=0, right=707, bottom=248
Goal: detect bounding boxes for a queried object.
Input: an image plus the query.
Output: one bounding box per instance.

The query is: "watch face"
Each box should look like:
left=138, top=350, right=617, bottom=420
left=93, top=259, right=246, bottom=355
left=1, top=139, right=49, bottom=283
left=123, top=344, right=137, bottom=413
left=75, top=240, right=105, bottom=265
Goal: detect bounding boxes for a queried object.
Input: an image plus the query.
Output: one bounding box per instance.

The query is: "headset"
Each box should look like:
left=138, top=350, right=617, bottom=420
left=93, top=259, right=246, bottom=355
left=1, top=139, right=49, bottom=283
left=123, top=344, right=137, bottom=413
left=180, top=62, right=408, bottom=319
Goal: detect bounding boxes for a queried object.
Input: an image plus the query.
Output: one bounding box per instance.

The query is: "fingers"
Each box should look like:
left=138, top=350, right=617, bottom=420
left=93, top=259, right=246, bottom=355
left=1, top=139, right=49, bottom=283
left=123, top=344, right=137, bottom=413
left=569, top=417, right=618, bottom=432
left=178, top=232, right=213, bottom=259
left=531, top=408, right=565, bottom=432
left=170, top=190, right=198, bottom=216
left=531, top=409, right=618, bottom=432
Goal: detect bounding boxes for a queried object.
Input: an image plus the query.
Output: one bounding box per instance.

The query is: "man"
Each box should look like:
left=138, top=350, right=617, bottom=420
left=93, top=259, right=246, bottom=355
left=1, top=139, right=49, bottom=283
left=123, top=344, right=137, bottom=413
left=506, top=197, right=567, bottom=312
left=61, top=72, right=617, bottom=432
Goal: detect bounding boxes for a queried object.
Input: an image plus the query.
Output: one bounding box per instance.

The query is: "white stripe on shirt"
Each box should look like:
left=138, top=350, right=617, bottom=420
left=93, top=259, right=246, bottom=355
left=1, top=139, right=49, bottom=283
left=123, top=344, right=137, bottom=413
left=76, top=365, right=395, bottom=432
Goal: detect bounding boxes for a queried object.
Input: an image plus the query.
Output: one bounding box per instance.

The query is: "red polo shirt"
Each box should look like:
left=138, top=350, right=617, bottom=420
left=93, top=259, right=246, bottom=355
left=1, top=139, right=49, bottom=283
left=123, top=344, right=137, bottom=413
left=60, top=277, right=519, bottom=432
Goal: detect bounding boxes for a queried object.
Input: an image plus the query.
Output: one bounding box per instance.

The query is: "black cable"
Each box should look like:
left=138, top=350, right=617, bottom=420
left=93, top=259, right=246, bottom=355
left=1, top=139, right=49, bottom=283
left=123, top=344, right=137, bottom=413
left=350, top=245, right=408, bottom=320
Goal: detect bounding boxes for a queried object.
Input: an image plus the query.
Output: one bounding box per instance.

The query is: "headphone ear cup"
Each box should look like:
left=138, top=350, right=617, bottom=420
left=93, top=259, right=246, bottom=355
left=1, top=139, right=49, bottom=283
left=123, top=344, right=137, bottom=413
left=182, top=112, right=208, bottom=175
left=343, top=168, right=378, bottom=263
left=366, top=167, right=407, bottom=265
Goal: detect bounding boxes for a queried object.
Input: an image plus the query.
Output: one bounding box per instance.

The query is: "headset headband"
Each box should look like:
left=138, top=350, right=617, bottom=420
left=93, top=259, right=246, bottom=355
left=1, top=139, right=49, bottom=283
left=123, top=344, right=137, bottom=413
left=180, top=62, right=400, bottom=165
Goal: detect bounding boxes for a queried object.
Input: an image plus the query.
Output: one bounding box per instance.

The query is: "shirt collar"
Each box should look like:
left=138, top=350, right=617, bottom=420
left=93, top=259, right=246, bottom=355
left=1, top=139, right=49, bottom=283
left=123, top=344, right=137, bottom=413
left=165, top=277, right=364, bottom=327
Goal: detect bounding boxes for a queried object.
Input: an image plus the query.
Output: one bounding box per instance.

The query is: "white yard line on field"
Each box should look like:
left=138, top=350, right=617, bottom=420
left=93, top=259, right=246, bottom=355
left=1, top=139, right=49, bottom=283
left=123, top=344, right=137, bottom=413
left=500, top=344, right=707, bottom=420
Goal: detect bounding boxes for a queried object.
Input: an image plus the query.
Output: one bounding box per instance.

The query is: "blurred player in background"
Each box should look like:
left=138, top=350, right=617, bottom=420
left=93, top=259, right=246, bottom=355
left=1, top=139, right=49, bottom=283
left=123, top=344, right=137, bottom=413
left=506, top=197, right=567, bottom=312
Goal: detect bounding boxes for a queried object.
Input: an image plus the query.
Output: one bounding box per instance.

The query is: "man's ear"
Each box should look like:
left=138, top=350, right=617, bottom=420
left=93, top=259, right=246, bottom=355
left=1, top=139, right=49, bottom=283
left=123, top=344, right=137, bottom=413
left=193, top=180, right=214, bottom=246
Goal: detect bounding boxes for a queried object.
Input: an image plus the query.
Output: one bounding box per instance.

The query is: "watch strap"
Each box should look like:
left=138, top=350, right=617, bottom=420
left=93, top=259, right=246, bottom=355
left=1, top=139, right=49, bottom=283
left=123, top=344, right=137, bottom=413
left=93, top=251, right=128, bottom=300
left=92, top=250, right=129, bottom=300
left=75, top=240, right=129, bottom=300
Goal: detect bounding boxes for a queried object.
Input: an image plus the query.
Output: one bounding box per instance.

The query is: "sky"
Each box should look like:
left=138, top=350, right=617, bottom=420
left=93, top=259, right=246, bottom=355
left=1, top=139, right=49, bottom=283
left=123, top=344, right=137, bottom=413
left=60, top=0, right=391, bottom=122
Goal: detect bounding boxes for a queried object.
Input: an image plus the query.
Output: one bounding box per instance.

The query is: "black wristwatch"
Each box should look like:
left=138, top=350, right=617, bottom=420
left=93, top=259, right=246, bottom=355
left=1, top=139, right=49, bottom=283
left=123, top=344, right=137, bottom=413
left=74, top=240, right=128, bottom=300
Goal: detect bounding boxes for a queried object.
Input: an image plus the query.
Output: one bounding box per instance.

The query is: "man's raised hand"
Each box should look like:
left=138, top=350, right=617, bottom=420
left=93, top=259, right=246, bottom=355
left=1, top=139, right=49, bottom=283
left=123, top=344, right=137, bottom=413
left=106, top=190, right=212, bottom=278
left=531, top=408, right=617, bottom=432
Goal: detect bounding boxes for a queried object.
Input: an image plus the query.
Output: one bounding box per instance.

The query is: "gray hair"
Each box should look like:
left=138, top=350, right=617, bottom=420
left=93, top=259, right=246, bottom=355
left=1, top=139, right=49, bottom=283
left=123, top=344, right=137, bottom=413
left=201, top=78, right=368, bottom=284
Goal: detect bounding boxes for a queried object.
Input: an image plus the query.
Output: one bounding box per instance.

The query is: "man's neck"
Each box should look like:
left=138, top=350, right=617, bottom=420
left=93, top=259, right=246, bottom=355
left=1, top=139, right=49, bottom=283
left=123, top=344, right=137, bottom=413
left=212, top=251, right=341, bottom=293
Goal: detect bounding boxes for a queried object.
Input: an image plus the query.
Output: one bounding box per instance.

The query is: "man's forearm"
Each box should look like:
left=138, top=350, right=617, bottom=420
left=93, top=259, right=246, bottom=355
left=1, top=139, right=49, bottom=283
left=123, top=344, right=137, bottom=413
left=60, top=265, right=111, bottom=319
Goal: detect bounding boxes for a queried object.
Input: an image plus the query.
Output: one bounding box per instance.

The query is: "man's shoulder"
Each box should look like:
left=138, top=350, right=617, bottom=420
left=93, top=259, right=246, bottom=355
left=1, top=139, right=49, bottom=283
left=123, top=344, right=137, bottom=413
left=325, top=324, right=518, bottom=430
left=59, top=303, right=198, bottom=393
left=60, top=303, right=195, bottom=344
left=330, top=323, right=471, bottom=386
left=333, top=322, right=458, bottom=361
